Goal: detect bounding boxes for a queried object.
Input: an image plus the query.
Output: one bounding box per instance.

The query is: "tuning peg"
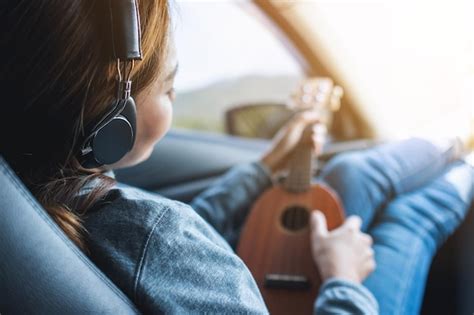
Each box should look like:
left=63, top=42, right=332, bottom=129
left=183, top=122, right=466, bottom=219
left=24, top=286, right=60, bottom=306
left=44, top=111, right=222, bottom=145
left=329, top=86, right=344, bottom=111
left=332, top=85, right=344, bottom=98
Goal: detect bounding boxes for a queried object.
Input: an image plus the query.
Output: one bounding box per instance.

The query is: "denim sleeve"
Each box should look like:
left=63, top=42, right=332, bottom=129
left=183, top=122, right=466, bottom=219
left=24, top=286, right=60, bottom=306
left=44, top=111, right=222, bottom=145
left=315, top=278, right=379, bottom=315
left=190, top=161, right=273, bottom=247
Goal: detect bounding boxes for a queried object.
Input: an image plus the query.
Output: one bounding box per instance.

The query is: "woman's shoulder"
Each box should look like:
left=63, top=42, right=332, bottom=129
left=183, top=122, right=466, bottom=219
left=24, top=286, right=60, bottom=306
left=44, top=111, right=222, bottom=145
left=82, top=184, right=231, bottom=297
left=83, top=183, right=230, bottom=254
left=84, top=183, right=196, bottom=233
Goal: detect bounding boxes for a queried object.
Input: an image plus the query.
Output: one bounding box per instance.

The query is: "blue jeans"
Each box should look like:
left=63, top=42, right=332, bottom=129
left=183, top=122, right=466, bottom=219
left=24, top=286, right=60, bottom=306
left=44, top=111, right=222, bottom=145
left=319, top=138, right=474, bottom=314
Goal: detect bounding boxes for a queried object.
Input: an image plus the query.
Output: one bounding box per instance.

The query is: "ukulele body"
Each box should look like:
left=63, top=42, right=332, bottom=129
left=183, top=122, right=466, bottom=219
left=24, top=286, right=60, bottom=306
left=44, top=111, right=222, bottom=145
left=237, top=183, right=345, bottom=315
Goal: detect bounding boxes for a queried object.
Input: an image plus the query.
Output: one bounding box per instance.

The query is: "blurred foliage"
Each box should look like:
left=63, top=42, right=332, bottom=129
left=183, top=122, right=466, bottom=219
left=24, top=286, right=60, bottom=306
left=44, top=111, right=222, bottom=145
left=173, top=117, right=224, bottom=133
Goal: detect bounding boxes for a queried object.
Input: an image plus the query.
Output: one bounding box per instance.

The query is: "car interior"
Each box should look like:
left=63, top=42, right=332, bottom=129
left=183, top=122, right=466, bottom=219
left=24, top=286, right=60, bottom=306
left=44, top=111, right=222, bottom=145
left=1, top=0, right=473, bottom=314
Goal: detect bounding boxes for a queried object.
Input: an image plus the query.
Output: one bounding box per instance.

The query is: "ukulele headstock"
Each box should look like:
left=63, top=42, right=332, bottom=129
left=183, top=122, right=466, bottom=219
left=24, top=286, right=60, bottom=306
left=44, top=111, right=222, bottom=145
left=288, top=78, right=343, bottom=127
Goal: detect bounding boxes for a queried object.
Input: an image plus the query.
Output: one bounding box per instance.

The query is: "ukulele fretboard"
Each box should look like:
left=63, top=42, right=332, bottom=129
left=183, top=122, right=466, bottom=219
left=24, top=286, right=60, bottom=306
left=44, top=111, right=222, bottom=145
left=284, top=144, right=314, bottom=193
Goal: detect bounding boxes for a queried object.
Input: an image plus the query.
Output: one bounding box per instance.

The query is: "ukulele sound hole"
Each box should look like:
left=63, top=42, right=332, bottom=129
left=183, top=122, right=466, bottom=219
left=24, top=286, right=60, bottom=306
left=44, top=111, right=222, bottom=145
left=281, top=206, right=309, bottom=231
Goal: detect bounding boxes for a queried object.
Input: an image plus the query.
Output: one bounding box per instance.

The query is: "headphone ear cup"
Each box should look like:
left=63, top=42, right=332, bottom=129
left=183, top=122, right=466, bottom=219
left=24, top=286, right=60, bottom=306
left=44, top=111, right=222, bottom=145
left=91, top=98, right=136, bottom=165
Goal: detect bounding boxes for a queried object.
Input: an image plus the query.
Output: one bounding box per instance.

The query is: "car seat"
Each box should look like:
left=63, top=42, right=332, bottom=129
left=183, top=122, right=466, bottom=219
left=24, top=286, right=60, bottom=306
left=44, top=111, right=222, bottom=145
left=0, top=156, right=138, bottom=314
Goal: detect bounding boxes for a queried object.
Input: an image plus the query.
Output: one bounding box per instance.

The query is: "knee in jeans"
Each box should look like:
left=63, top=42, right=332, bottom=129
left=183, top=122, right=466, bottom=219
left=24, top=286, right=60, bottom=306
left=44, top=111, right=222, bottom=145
left=321, top=151, right=369, bottom=184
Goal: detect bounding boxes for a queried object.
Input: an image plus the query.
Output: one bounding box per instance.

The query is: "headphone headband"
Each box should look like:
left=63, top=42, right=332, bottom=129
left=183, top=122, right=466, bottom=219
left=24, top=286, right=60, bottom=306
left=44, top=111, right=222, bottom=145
left=109, top=0, right=142, bottom=61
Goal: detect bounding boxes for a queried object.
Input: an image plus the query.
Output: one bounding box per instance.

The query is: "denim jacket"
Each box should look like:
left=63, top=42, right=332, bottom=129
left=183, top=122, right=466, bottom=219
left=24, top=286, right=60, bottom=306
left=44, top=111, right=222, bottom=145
left=82, top=162, right=378, bottom=314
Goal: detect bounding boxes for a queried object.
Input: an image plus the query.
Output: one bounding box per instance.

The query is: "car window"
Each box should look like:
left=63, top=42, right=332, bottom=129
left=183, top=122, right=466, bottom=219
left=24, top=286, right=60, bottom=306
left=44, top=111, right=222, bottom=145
left=172, top=0, right=303, bottom=135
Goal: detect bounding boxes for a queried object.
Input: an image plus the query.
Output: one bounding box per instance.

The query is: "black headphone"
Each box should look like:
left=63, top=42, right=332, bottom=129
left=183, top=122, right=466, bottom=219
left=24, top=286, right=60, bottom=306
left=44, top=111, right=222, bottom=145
left=79, top=0, right=142, bottom=168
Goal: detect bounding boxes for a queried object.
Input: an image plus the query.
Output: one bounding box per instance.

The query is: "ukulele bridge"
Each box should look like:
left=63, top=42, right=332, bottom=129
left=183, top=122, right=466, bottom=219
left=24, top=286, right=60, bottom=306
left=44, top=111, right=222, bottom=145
left=264, top=274, right=311, bottom=290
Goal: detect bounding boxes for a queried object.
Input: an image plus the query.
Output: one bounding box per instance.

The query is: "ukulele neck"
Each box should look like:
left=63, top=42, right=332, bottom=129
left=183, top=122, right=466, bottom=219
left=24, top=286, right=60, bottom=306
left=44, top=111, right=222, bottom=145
left=284, top=144, right=314, bottom=193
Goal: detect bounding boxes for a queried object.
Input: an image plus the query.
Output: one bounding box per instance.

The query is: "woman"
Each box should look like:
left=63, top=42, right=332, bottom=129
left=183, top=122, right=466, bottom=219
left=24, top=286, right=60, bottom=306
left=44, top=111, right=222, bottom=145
left=1, top=1, right=472, bottom=314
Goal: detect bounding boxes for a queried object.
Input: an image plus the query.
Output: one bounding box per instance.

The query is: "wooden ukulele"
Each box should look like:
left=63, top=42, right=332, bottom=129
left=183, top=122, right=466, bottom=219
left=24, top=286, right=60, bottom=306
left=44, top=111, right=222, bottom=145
left=237, top=78, right=345, bottom=315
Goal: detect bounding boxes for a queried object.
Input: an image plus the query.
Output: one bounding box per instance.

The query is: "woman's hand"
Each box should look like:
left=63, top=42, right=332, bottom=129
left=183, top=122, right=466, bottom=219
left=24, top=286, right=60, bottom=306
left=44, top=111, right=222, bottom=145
left=310, top=211, right=376, bottom=284
left=260, top=110, right=326, bottom=174
left=260, top=77, right=342, bottom=175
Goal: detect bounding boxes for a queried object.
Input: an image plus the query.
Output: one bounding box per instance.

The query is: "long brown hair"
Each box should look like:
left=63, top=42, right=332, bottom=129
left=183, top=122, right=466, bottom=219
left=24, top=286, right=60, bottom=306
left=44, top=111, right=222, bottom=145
left=0, top=0, right=170, bottom=249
